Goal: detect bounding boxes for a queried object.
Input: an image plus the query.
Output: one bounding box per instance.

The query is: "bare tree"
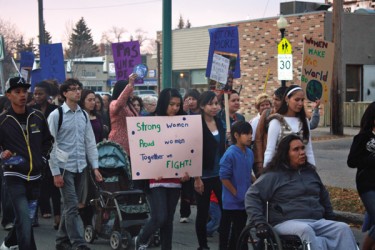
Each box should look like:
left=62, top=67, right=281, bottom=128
left=101, top=26, right=127, bottom=44
left=0, top=18, right=23, bottom=82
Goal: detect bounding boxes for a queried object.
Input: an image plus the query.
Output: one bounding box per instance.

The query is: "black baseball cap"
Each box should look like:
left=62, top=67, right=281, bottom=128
left=6, top=77, right=31, bottom=93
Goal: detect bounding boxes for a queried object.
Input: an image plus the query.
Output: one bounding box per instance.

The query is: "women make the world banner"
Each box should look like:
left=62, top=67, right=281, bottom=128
left=127, top=115, right=203, bottom=180
left=301, top=36, right=334, bottom=103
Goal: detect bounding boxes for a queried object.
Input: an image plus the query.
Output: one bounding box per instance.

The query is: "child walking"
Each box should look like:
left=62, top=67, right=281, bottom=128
left=219, top=121, right=254, bottom=250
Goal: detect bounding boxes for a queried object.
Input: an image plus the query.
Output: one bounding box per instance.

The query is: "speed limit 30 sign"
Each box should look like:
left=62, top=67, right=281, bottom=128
left=278, top=54, right=293, bottom=80
left=277, top=38, right=293, bottom=81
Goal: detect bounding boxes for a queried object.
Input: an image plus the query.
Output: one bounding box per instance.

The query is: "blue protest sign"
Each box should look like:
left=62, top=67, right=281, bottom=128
left=206, top=26, right=241, bottom=79
left=20, top=51, right=35, bottom=69
left=30, top=69, right=43, bottom=92
left=39, top=43, right=66, bottom=83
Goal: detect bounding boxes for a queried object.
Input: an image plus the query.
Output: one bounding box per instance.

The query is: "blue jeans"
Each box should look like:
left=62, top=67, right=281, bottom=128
left=138, top=187, right=180, bottom=250
left=3, top=176, right=40, bottom=250
left=360, top=190, right=375, bottom=240
left=56, top=170, right=86, bottom=248
left=1, top=176, right=15, bottom=227
left=206, top=202, right=221, bottom=236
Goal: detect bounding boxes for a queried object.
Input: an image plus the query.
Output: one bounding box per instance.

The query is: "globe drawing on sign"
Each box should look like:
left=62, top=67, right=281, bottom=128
left=306, top=80, right=323, bottom=101
left=133, top=64, right=148, bottom=79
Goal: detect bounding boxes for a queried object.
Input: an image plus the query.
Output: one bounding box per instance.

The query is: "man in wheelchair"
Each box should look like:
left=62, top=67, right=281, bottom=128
left=245, top=134, right=358, bottom=250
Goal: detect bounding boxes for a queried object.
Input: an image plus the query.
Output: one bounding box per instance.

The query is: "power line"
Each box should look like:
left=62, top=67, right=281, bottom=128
left=262, top=0, right=272, bottom=17
left=44, top=0, right=161, bottom=11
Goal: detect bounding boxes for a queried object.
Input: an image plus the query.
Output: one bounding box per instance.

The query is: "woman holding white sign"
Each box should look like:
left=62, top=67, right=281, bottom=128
left=194, top=91, right=226, bottom=250
left=134, top=88, right=190, bottom=250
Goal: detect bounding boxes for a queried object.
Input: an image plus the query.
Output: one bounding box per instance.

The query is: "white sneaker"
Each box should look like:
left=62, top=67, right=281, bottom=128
left=0, top=242, right=18, bottom=250
left=179, top=217, right=189, bottom=223
left=134, top=236, right=148, bottom=250
left=4, top=223, right=13, bottom=231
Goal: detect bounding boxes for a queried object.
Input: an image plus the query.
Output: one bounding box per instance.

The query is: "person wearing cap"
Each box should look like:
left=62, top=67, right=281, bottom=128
left=48, top=79, right=102, bottom=250
left=0, top=76, right=54, bottom=250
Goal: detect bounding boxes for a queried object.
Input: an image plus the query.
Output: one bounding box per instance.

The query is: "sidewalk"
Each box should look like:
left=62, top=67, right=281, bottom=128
left=311, top=126, right=359, bottom=141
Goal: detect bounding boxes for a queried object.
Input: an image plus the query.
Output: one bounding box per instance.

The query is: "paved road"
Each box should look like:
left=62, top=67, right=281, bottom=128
left=313, top=137, right=357, bottom=190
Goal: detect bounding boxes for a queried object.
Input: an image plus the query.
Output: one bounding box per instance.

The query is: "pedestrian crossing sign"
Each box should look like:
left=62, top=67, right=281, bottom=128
left=278, top=38, right=292, bottom=54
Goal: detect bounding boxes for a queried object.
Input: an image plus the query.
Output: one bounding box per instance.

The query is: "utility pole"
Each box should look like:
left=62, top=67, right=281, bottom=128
left=162, top=0, right=172, bottom=89
left=38, top=0, right=44, bottom=46
left=331, top=0, right=344, bottom=135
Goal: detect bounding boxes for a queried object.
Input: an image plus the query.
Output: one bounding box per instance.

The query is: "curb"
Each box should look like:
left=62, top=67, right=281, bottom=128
left=334, top=210, right=364, bottom=226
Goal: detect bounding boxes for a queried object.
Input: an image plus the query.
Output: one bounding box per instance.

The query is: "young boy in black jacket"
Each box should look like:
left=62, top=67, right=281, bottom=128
left=0, top=77, right=53, bottom=250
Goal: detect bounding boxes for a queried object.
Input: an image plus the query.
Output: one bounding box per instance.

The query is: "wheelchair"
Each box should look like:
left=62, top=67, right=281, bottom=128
left=236, top=223, right=311, bottom=250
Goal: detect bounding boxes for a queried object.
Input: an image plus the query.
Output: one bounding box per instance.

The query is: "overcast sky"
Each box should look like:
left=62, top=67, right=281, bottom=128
left=0, top=0, right=325, bottom=45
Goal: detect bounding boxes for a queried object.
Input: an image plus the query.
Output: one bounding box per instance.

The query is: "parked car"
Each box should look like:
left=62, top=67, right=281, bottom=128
left=133, top=90, right=158, bottom=98
left=95, top=91, right=111, bottom=97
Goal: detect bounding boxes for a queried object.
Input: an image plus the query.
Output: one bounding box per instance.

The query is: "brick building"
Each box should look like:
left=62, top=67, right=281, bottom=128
left=157, top=10, right=375, bottom=121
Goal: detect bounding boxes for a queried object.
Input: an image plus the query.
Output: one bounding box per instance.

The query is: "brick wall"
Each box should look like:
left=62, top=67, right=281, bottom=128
left=157, top=12, right=327, bottom=119
left=235, top=13, right=325, bottom=118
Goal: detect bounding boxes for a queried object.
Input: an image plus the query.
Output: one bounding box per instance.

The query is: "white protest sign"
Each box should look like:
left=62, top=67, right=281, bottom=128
left=127, top=115, right=203, bottom=180
left=210, top=53, right=230, bottom=85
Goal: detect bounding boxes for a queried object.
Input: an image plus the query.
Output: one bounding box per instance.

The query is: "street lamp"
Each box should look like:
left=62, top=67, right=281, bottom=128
left=277, top=15, right=288, bottom=87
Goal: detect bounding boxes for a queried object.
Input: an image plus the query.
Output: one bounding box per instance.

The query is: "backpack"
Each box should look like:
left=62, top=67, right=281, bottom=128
left=57, top=106, right=88, bottom=132
left=267, top=113, right=303, bottom=146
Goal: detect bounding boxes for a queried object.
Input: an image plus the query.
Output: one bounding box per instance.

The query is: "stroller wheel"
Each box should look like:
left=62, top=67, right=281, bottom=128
left=84, top=225, right=96, bottom=243
left=152, top=230, right=161, bottom=247
left=121, top=231, right=132, bottom=249
left=110, top=231, right=123, bottom=250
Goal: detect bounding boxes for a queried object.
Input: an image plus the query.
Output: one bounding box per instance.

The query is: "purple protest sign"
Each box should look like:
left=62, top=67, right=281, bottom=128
left=111, top=41, right=142, bottom=82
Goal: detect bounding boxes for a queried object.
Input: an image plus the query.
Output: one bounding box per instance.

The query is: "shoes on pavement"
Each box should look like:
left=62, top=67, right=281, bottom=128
left=134, top=236, right=148, bottom=250
left=75, top=245, right=90, bottom=250
left=56, top=241, right=72, bottom=250
left=179, top=217, right=189, bottom=223
left=42, top=213, right=52, bottom=219
left=4, top=223, right=13, bottom=231
left=0, top=242, right=18, bottom=250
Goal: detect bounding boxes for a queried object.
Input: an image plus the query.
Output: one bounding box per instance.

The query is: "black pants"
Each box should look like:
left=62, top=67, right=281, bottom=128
left=179, top=178, right=194, bottom=218
left=219, top=209, right=247, bottom=250
left=194, top=176, right=222, bottom=248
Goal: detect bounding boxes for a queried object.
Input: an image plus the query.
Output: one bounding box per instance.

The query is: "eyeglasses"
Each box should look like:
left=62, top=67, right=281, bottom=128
left=67, top=87, right=82, bottom=92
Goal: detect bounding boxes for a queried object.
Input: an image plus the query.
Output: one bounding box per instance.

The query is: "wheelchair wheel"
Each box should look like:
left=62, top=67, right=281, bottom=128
left=236, top=223, right=283, bottom=250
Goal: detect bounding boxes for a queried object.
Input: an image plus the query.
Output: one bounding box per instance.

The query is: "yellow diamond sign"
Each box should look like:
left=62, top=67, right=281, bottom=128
left=278, top=38, right=292, bottom=54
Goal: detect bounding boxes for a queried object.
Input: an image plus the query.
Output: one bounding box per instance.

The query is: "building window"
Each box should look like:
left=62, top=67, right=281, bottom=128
left=191, top=70, right=208, bottom=85
left=346, top=65, right=362, bottom=102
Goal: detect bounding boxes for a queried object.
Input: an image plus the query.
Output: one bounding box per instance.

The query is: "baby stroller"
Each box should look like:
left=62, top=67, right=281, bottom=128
left=84, top=141, right=160, bottom=249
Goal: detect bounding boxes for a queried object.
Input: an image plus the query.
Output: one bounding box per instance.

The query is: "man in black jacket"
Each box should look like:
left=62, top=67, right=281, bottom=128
left=0, top=77, right=53, bottom=250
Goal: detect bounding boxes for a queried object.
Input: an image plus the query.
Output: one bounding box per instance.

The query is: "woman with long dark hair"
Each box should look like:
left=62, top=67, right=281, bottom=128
left=246, top=134, right=358, bottom=250
left=108, top=74, right=138, bottom=155
left=264, top=84, right=315, bottom=167
left=348, top=102, right=375, bottom=250
left=134, top=88, right=189, bottom=250
left=79, top=89, right=104, bottom=144
left=194, top=91, right=226, bottom=250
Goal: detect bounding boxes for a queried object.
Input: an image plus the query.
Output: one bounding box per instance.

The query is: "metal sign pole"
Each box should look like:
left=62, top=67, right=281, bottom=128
left=0, top=62, right=5, bottom=95
left=0, top=35, right=5, bottom=94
